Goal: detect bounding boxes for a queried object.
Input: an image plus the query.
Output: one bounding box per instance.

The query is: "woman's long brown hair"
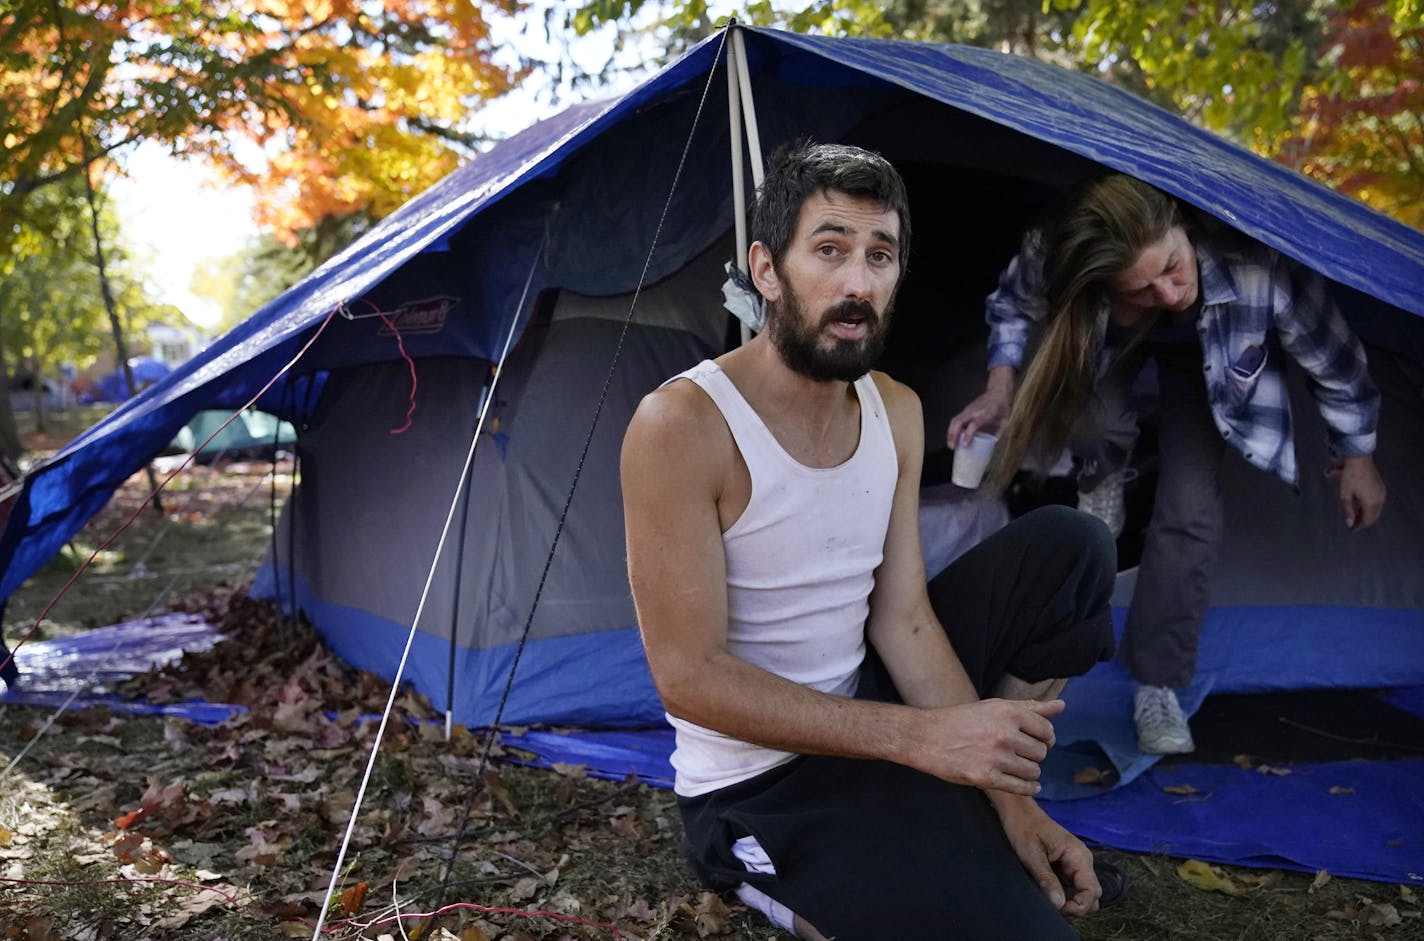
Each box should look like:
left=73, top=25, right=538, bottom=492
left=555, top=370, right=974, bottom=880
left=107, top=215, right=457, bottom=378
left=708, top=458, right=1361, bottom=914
left=985, top=176, right=1181, bottom=492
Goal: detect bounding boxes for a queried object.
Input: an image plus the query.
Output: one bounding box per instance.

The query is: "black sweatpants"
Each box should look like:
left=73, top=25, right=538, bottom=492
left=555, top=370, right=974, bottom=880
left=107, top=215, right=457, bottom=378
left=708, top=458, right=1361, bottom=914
left=679, top=506, right=1117, bottom=940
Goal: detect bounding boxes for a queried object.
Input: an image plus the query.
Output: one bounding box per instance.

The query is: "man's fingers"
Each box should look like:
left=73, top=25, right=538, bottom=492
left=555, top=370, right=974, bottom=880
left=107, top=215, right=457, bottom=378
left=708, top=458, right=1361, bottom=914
left=1046, top=844, right=1101, bottom=916
left=1021, top=852, right=1066, bottom=912
left=1029, top=698, right=1067, bottom=718
left=1000, top=752, right=1043, bottom=785
left=1020, top=699, right=1063, bottom=747
left=988, top=770, right=1041, bottom=797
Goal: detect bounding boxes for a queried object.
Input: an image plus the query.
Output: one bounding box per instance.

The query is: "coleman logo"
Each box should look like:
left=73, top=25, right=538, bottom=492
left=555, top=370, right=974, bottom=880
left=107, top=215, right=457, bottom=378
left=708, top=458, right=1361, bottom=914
left=377, top=295, right=458, bottom=336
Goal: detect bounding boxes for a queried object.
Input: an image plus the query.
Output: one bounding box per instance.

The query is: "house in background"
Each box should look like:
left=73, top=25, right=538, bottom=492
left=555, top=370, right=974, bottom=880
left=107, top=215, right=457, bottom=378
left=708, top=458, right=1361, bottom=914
left=144, top=322, right=205, bottom=369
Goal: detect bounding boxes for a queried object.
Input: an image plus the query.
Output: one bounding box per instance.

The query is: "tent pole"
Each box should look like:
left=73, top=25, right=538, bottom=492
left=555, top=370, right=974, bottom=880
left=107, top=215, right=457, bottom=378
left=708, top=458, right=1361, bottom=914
left=732, top=28, right=766, bottom=188
left=438, top=235, right=545, bottom=742
left=727, top=26, right=752, bottom=346
left=445, top=380, right=490, bottom=741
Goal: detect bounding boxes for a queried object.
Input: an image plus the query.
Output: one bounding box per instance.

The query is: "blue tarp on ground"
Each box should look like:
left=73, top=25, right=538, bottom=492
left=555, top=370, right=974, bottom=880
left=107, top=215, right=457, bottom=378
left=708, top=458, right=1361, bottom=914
left=3, top=607, right=1422, bottom=884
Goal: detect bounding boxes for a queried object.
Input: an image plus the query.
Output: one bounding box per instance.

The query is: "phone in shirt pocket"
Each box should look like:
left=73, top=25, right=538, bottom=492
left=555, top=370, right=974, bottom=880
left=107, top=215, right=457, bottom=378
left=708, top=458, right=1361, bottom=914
left=1229, top=343, right=1267, bottom=380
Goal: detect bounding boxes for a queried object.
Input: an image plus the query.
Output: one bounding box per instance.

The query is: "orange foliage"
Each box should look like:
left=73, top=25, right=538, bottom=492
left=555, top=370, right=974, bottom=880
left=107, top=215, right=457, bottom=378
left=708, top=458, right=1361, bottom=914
left=0, top=0, right=526, bottom=247
left=1276, top=0, right=1424, bottom=229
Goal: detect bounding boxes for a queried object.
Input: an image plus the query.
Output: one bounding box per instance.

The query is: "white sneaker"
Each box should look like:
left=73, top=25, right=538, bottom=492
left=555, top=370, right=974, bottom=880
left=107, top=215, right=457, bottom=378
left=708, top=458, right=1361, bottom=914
left=1077, top=468, right=1137, bottom=539
left=1133, top=685, right=1195, bottom=754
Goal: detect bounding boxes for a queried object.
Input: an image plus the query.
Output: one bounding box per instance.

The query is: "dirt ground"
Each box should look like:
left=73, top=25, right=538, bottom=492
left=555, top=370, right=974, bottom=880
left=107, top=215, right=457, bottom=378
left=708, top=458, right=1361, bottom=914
left=1, top=410, right=1421, bottom=939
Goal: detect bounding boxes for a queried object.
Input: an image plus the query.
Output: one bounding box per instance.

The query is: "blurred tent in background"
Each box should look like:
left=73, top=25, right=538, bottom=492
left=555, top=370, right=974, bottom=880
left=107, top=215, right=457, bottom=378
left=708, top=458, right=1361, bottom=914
left=82, top=356, right=171, bottom=404
left=167, top=409, right=297, bottom=464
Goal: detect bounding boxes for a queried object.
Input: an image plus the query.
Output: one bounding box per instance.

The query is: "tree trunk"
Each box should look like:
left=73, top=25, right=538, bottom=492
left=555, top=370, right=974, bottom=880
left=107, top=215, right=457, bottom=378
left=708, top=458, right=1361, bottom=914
left=0, top=327, right=22, bottom=463
left=0, top=389, right=21, bottom=465
left=31, top=357, right=47, bottom=436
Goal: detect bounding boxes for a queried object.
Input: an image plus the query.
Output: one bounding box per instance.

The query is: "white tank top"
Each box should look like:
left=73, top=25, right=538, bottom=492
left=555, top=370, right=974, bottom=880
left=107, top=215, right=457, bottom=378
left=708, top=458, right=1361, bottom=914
left=663, top=360, right=899, bottom=796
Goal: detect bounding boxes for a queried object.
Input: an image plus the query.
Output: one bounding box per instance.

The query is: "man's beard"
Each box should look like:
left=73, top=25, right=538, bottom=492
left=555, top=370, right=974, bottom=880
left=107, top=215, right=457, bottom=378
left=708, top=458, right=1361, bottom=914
left=767, top=287, right=893, bottom=383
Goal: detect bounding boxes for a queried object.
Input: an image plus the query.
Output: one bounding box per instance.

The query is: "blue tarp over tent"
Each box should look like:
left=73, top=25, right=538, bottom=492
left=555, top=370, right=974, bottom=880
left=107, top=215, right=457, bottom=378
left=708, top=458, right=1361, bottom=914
left=2, top=27, right=1422, bottom=608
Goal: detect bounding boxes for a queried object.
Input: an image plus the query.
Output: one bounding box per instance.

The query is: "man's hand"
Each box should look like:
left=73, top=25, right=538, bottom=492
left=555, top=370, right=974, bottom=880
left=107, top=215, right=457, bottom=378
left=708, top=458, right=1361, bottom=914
left=990, top=793, right=1102, bottom=916
left=907, top=698, right=1063, bottom=796
left=945, top=365, right=1015, bottom=449
left=1326, top=454, right=1386, bottom=531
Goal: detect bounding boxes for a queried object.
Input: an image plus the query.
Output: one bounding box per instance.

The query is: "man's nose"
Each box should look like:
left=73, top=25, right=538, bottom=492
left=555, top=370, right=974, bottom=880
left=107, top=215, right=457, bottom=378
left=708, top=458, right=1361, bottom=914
left=1153, top=280, right=1179, bottom=306
left=841, top=255, right=873, bottom=299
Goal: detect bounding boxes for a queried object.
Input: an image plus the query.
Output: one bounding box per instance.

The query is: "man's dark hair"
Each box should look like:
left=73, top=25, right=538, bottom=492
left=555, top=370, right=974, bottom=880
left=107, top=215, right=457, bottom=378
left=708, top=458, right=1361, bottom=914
left=751, top=140, right=911, bottom=281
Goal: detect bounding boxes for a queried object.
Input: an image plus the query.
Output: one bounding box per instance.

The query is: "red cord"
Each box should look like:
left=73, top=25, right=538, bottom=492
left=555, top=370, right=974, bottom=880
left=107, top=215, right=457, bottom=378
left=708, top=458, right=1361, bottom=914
left=0, top=874, right=239, bottom=905
left=319, top=899, right=625, bottom=938
left=376, top=310, right=418, bottom=435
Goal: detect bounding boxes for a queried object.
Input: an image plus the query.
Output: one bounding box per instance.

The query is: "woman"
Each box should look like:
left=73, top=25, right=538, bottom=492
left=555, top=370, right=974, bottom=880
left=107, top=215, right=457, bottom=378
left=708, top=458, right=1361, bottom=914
left=948, top=174, right=1386, bottom=754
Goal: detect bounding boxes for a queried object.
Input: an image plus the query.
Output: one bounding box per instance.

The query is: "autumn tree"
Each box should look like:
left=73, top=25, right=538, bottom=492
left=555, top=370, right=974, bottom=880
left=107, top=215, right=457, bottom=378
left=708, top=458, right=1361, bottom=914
left=0, top=178, right=180, bottom=437
left=580, top=2, right=1336, bottom=135
left=1277, top=0, right=1423, bottom=228
left=0, top=0, right=526, bottom=460
left=191, top=214, right=371, bottom=333
left=571, top=1, right=1423, bottom=230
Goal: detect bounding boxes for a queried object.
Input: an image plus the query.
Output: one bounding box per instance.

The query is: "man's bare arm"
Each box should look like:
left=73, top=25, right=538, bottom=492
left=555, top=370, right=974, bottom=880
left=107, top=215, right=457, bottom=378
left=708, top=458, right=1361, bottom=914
left=622, top=381, right=918, bottom=766
left=622, top=378, right=1058, bottom=796
left=865, top=373, right=1102, bottom=916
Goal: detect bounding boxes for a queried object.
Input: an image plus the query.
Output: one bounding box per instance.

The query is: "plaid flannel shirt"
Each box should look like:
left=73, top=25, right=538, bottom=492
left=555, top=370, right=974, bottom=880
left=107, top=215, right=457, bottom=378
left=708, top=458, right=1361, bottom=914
left=985, top=227, right=1380, bottom=486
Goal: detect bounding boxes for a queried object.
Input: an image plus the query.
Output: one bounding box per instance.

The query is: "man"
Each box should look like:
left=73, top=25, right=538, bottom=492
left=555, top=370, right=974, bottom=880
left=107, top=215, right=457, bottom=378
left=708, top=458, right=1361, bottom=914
left=621, top=142, right=1119, bottom=939
left=947, top=174, right=1386, bottom=754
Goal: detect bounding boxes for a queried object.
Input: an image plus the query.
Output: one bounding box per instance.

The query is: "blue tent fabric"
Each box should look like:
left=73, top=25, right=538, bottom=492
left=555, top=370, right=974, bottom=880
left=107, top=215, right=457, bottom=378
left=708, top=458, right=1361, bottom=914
left=3, top=26, right=1422, bottom=608
left=86, top=356, right=172, bottom=404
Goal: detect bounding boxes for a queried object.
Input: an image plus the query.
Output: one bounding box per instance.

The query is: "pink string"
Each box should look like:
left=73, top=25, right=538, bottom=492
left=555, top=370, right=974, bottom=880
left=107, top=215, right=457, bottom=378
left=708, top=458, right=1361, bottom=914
left=318, top=899, right=625, bottom=938
left=0, top=874, right=239, bottom=906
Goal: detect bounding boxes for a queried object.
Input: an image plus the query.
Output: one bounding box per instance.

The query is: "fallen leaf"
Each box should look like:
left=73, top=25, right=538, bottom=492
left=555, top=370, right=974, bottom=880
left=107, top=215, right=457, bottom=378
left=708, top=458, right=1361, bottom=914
left=511, top=876, right=542, bottom=901
left=1072, top=767, right=1112, bottom=786
left=24, top=916, right=61, bottom=941
left=158, top=885, right=228, bottom=928
left=111, top=831, right=145, bottom=862
left=551, top=762, right=588, bottom=778
left=1254, top=764, right=1292, bottom=776
left=1162, top=784, right=1198, bottom=795
left=1366, top=902, right=1402, bottom=927
left=1328, top=786, right=1355, bottom=795
left=1310, top=870, right=1333, bottom=893
left=133, top=847, right=169, bottom=874
left=458, top=927, right=491, bottom=941
left=1177, top=859, right=1244, bottom=896
left=622, top=896, right=659, bottom=923
left=482, top=769, right=520, bottom=819
left=340, top=881, right=369, bottom=915
left=692, top=891, right=730, bottom=937
left=1232, top=754, right=1255, bottom=770
left=1402, top=885, right=1418, bottom=904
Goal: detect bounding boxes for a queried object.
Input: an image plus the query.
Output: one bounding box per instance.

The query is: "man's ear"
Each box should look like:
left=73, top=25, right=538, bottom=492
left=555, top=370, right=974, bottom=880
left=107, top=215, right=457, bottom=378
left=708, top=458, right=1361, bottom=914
left=748, top=242, right=782, bottom=303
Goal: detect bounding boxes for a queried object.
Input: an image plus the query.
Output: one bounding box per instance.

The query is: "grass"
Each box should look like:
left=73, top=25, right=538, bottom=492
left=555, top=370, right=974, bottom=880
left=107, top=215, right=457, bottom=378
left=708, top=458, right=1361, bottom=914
left=2, top=404, right=1422, bottom=939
